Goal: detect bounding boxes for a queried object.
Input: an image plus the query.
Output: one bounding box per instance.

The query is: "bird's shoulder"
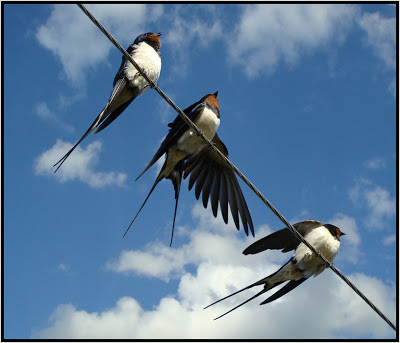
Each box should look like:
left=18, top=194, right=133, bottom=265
left=167, top=99, right=206, bottom=132
left=112, top=43, right=137, bottom=86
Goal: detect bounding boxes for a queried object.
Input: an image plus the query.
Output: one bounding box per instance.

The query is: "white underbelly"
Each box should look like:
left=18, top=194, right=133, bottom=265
left=294, top=226, right=340, bottom=277
left=176, top=107, right=220, bottom=155
left=124, top=43, right=161, bottom=92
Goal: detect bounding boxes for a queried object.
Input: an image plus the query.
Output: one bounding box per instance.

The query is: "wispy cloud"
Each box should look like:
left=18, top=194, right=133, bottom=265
left=34, top=204, right=395, bottom=339
left=364, top=157, right=387, bottom=170
left=228, top=4, right=358, bottom=77
left=57, top=264, right=72, bottom=275
left=357, top=11, right=396, bottom=96
left=34, top=101, right=75, bottom=133
left=106, top=204, right=271, bottom=282
left=57, top=264, right=69, bottom=271
left=162, top=5, right=224, bottom=77
left=382, top=234, right=396, bottom=246
left=349, top=178, right=395, bottom=229
left=106, top=246, right=187, bottom=282
left=358, top=12, right=396, bottom=70
left=34, top=139, right=127, bottom=188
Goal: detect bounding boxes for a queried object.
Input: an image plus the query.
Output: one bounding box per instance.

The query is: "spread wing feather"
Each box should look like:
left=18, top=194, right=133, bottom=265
left=210, top=168, right=221, bottom=217
left=226, top=173, right=240, bottom=230
left=202, top=167, right=215, bottom=208
left=218, top=172, right=229, bottom=225
left=183, top=133, right=254, bottom=236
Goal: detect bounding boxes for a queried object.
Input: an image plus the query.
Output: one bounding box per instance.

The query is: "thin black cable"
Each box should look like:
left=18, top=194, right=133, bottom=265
left=77, top=4, right=396, bottom=332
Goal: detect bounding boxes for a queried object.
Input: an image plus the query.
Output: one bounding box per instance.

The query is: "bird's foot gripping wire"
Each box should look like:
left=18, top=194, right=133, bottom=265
left=206, top=140, right=217, bottom=151
left=196, top=128, right=204, bottom=137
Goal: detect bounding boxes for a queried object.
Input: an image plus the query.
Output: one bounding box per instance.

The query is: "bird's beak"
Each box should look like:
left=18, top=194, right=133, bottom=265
left=156, top=32, right=162, bottom=37
left=214, top=91, right=218, bottom=96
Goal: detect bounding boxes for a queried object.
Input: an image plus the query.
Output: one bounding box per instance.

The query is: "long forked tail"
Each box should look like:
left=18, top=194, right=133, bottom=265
left=204, top=284, right=253, bottom=311
left=135, top=149, right=166, bottom=182
left=204, top=273, right=286, bottom=320
left=205, top=285, right=270, bottom=320
left=203, top=274, right=268, bottom=310
left=213, top=288, right=270, bottom=320
left=260, top=278, right=307, bottom=305
left=123, top=172, right=164, bottom=238
left=53, top=109, right=106, bottom=173
left=170, top=182, right=180, bottom=247
left=169, top=161, right=184, bottom=246
left=94, top=98, right=134, bottom=134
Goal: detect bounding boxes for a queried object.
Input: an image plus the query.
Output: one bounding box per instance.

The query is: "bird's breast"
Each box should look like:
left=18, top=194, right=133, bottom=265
left=124, top=42, right=161, bottom=91
left=294, top=226, right=341, bottom=277
left=176, top=107, right=220, bottom=155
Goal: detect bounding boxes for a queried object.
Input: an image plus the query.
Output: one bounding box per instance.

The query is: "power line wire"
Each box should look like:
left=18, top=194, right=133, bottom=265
left=77, top=4, right=396, bottom=332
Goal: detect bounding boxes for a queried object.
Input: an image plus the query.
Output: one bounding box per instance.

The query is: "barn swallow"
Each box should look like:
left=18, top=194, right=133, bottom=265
left=54, top=32, right=162, bottom=172
left=205, top=220, right=345, bottom=319
left=123, top=92, right=220, bottom=245
left=124, top=92, right=254, bottom=245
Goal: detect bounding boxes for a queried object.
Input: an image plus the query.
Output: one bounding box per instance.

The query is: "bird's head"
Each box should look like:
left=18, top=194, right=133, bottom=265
left=325, top=224, right=346, bottom=240
left=134, top=32, right=161, bottom=50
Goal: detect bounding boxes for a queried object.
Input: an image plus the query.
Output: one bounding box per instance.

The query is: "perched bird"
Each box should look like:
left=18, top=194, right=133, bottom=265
left=205, top=220, right=345, bottom=319
left=54, top=32, right=162, bottom=172
left=124, top=92, right=254, bottom=245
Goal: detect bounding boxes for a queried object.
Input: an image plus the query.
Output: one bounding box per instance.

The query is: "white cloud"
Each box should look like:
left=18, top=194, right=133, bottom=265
left=162, top=5, right=224, bottom=77
left=35, top=4, right=162, bottom=84
left=229, top=4, right=357, bottom=77
left=33, top=271, right=396, bottom=339
left=105, top=246, right=188, bottom=282
left=106, top=204, right=274, bottom=282
left=34, top=213, right=396, bottom=339
left=34, top=139, right=127, bottom=188
left=35, top=101, right=56, bottom=120
left=364, top=187, right=396, bottom=223
left=57, top=264, right=69, bottom=272
left=364, top=156, right=387, bottom=170
left=165, top=5, right=223, bottom=50
left=382, top=234, right=396, bottom=246
left=357, top=11, right=396, bottom=96
left=56, top=264, right=73, bottom=276
left=358, top=12, right=396, bottom=71
left=349, top=178, right=395, bottom=229
left=165, top=5, right=223, bottom=49
left=34, top=101, right=75, bottom=133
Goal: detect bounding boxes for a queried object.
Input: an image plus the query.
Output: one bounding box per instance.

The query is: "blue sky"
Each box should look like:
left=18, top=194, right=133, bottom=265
left=3, top=3, right=397, bottom=339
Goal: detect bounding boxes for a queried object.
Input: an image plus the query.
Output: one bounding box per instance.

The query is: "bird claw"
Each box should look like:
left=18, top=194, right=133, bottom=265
left=206, top=140, right=216, bottom=150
